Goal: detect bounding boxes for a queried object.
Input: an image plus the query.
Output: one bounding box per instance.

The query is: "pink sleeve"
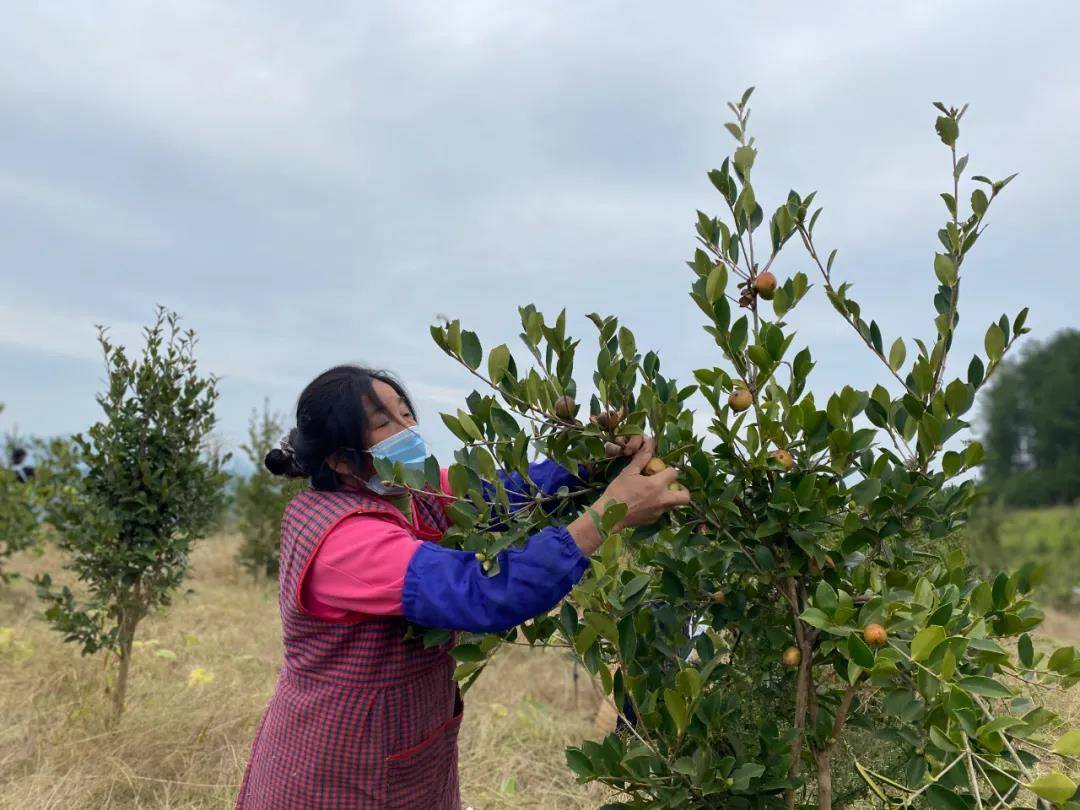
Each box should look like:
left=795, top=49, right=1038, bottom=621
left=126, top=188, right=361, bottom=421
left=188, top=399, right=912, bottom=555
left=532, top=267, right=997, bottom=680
left=301, top=515, right=422, bottom=621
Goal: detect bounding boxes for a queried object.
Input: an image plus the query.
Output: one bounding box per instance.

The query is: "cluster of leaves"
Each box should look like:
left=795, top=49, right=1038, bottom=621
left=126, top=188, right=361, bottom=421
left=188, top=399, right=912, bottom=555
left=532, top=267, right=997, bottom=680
left=33, top=307, right=229, bottom=718
left=233, top=401, right=306, bottom=578
left=389, top=93, right=1078, bottom=807
left=0, top=404, right=41, bottom=583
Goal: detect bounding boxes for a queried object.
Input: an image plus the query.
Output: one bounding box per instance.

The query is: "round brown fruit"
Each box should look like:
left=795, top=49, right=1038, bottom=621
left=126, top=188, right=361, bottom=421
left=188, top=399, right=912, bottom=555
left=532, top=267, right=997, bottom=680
left=643, top=457, right=668, bottom=476
left=594, top=407, right=626, bottom=431
left=863, top=624, right=888, bottom=648
left=770, top=449, right=795, bottom=471
left=728, top=388, right=753, bottom=413
left=711, top=591, right=727, bottom=605
left=782, top=646, right=802, bottom=668
left=754, top=272, right=778, bottom=300
left=554, top=395, right=577, bottom=420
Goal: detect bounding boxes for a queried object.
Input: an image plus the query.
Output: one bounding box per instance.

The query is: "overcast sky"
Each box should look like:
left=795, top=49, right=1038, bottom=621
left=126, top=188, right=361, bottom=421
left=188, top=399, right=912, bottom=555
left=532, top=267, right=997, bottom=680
left=2, top=1, right=1078, bottom=468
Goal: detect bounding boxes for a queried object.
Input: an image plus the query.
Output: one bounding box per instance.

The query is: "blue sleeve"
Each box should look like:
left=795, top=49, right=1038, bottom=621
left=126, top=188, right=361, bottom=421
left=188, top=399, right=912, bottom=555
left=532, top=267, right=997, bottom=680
left=401, top=525, right=590, bottom=633
left=483, top=459, right=591, bottom=522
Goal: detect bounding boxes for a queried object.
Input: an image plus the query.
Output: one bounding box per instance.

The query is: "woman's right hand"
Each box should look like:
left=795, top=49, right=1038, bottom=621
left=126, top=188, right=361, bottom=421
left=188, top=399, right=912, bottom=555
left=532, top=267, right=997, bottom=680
left=567, top=437, right=690, bottom=555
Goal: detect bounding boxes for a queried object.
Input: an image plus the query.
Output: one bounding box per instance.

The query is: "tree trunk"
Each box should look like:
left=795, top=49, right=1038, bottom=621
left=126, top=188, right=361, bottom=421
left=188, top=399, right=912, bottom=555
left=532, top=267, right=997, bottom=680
left=112, top=639, right=132, bottom=722
left=815, top=749, right=833, bottom=809
left=784, top=575, right=814, bottom=809
left=111, top=598, right=141, bottom=723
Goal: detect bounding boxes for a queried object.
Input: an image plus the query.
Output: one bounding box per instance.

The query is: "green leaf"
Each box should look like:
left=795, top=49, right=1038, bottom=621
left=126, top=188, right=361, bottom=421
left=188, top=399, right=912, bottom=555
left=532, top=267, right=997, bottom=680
left=957, top=676, right=1013, bottom=699
left=815, top=581, right=838, bottom=616
left=926, top=784, right=968, bottom=810
left=849, top=478, right=882, bottom=506
left=450, top=643, right=486, bottom=663
left=799, top=607, right=832, bottom=631
left=929, top=726, right=960, bottom=753
left=912, top=626, right=946, bottom=662
left=461, top=330, right=482, bottom=370
left=1028, top=772, right=1078, bottom=803
left=935, top=116, right=959, bottom=146
left=968, top=354, right=985, bottom=386
left=664, top=688, right=688, bottom=735
left=733, top=145, right=756, bottom=177
left=705, top=263, right=727, bottom=303
left=848, top=633, right=876, bottom=669
left=888, top=338, right=906, bottom=372
left=1018, top=633, right=1034, bottom=668
left=488, top=344, right=511, bottom=384
left=984, top=323, right=1006, bottom=362
left=945, top=379, right=973, bottom=416
left=934, top=254, right=957, bottom=286
left=565, top=749, right=594, bottom=780
left=971, top=188, right=989, bottom=217
left=1049, top=646, right=1076, bottom=673
left=1052, top=729, right=1080, bottom=756
left=455, top=411, right=484, bottom=442
left=942, top=451, right=963, bottom=477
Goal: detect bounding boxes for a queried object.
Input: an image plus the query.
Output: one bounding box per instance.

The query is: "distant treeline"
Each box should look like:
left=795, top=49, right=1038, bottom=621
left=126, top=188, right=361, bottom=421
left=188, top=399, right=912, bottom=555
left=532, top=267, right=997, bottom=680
left=981, top=328, right=1080, bottom=507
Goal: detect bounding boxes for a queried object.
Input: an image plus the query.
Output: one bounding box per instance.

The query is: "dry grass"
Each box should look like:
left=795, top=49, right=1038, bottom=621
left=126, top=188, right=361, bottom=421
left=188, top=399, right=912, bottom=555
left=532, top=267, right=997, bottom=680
left=0, top=536, right=610, bottom=809
left=1, top=536, right=1076, bottom=809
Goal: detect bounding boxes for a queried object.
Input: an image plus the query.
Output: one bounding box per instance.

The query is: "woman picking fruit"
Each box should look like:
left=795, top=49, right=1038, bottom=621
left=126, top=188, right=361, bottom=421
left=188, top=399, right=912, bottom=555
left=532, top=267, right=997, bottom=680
left=235, top=365, right=688, bottom=809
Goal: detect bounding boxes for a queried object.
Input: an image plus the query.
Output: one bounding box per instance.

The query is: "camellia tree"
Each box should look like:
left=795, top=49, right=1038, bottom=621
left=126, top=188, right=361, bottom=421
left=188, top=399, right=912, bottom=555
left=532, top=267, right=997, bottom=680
left=234, top=400, right=306, bottom=578
left=0, top=404, right=40, bottom=584
left=382, top=92, right=1080, bottom=808
left=34, top=308, right=228, bottom=720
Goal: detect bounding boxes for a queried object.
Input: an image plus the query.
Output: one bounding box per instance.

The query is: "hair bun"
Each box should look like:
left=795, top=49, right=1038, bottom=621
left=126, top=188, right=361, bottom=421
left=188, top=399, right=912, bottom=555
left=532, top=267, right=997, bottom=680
left=265, top=439, right=307, bottom=478
left=264, top=447, right=291, bottom=476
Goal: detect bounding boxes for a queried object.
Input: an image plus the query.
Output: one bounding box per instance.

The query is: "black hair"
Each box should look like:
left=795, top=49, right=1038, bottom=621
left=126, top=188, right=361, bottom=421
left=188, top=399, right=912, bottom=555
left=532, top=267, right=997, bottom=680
left=11, top=447, right=27, bottom=465
left=265, top=365, right=415, bottom=491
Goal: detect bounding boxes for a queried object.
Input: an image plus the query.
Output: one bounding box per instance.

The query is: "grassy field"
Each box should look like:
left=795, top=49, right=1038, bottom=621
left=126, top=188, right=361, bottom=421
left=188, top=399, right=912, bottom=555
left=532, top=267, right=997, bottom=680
left=0, top=529, right=1076, bottom=809
left=968, top=505, right=1080, bottom=610
left=0, top=536, right=612, bottom=809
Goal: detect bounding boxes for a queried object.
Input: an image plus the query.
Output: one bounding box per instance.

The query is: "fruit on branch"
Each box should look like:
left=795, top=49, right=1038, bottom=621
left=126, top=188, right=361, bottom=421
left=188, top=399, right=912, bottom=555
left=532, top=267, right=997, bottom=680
left=643, top=458, right=669, bottom=476
left=592, top=407, right=626, bottom=431
left=753, top=271, right=778, bottom=300
left=782, top=646, right=802, bottom=668
left=863, top=624, right=888, bottom=648
left=668, top=482, right=688, bottom=493
left=770, top=449, right=795, bottom=471
left=554, top=395, right=578, bottom=420
left=711, top=591, right=728, bottom=605
left=808, top=555, right=835, bottom=577
left=728, top=387, right=753, bottom=413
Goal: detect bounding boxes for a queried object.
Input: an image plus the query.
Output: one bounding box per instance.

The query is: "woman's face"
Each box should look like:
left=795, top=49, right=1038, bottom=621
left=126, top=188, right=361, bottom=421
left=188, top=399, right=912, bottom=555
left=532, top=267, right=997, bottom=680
left=363, top=379, right=417, bottom=449
left=329, top=378, right=417, bottom=483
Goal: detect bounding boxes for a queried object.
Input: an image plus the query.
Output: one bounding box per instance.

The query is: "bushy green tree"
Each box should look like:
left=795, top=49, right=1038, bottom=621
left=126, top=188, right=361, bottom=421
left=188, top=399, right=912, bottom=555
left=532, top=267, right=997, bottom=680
left=0, top=404, right=39, bottom=584
left=234, top=400, right=306, bottom=578
left=981, top=329, right=1080, bottom=507
left=393, top=93, right=1080, bottom=808
left=35, top=308, right=228, bottom=719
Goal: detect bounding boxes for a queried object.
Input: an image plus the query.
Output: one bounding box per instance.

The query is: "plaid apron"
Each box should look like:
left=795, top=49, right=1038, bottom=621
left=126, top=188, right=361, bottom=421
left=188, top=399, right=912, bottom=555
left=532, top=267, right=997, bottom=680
left=236, top=487, right=461, bottom=809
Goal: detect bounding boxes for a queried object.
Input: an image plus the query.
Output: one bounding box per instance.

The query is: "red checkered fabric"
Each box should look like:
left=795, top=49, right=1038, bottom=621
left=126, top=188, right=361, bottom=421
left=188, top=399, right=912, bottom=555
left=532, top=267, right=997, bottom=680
left=236, top=487, right=462, bottom=809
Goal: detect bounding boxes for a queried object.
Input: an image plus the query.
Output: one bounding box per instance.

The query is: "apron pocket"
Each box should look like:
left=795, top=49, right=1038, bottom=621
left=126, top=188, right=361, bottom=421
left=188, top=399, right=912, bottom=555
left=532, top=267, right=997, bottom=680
left=385, top=691, right=464, bottom=809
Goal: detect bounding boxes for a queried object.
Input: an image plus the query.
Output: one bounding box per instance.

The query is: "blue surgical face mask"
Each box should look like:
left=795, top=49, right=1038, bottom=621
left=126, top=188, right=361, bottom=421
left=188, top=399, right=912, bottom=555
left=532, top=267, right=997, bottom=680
left=362, top=426, right=430, bottom=495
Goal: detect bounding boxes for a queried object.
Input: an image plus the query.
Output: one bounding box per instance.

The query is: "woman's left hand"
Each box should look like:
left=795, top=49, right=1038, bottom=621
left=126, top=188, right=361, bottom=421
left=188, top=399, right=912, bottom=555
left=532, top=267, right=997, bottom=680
left=604, top=435, right=646, bottom=459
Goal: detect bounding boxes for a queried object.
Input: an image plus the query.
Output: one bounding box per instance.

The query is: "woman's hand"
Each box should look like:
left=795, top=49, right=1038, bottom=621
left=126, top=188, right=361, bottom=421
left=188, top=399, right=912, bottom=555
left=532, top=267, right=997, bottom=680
left=603, top=435, right=645, bottom=459
left=568, top=437, right=689, bottom=555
